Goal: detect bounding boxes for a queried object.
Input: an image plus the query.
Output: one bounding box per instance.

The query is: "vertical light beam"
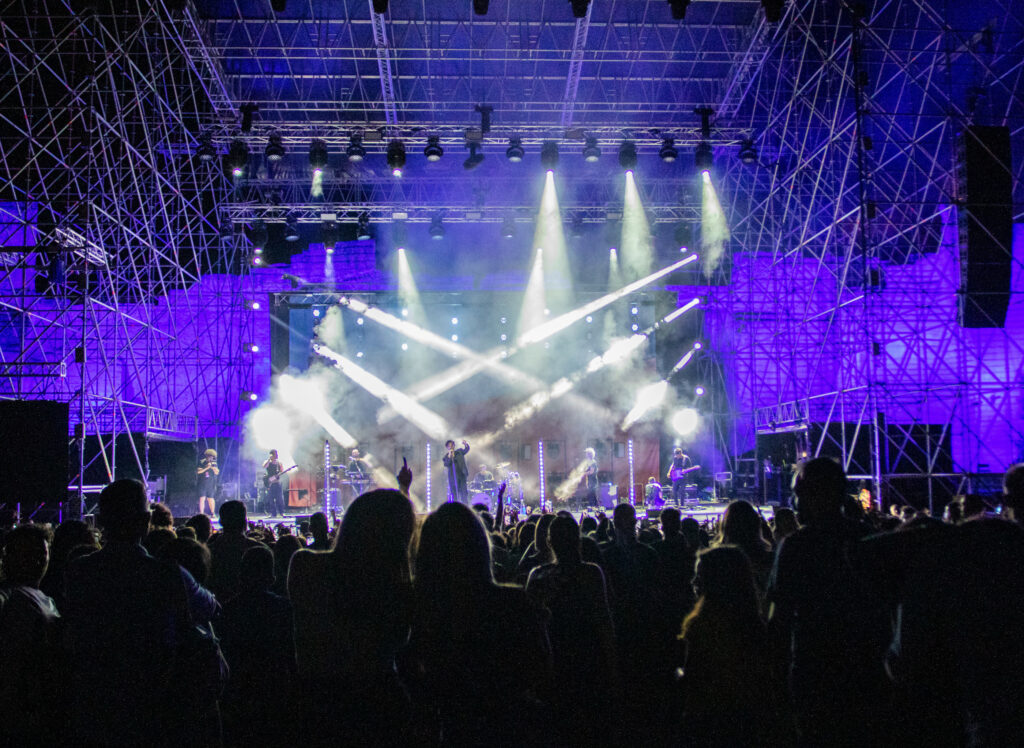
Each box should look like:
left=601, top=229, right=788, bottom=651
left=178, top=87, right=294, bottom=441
left=621, top=171, right=654, bottom=280
left=701, top=170, right=730, bottom=277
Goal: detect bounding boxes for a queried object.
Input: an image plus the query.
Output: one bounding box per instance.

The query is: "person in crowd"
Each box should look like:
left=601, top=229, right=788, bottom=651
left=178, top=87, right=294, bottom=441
left=219, top=546, right=295, bottom=747
left=767, top=458, right=892, bottom=746
left=0, top=524, right=63, bottom=744
left=208, top=499, right=266, bottom=601
left=653, top=507, right=697, bottom=645
left=406, top=502, right=550, bottom=745
left=717, top=500, right=774, bottom=602
left=65, top=479, right=218, bottom=746
left=307, top=511, right=331, bottom=551
left=679, top=546, right=792, bottom=746
left=517, top=512, right=555, bottom=581
left=150, top=502, right=174, bottom=530
left=771, top=507, right=799, bottom=544
left=526, top=514, right=616, bottom=745
left=271, top=533, right=301, bottom=596
left=39, top=518, right=99, bottom=612
left=186, top=513, right=213, bottom=544
left=1004, top=462, right=1024, bottom=521
left=160, top=536, right=213, bottom=588
left=143, top=526, right=176, bottom=556
left=288, top=464, right=414, bottom=747
left=680, top=516, right=704, bottom=553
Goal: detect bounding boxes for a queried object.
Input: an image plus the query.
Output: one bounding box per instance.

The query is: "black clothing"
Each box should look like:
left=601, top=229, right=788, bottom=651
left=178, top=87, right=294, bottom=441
left=443, top=444, right=470, bottom=503
left=671, top=454, right=692, bottom=504
left=346, top=458, right=369, bottom=478
left=197, top=460, right=218, bottom=498
left=264, top=459, right=284, bottom=516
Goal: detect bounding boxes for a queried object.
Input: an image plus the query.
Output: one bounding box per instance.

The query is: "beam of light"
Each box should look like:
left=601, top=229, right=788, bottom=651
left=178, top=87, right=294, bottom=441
left=277, top=374, right=358, bottom=449
left=248, top=406, right=297, bottom=468
left=533, top=170, right=572, bottom=309
left=313, top=343, right=451, bottom=440
left=620, top=380, right=669, bottom=430
left=701, top=170, right=730, bottom=277
left=621, top=171, right=653, bottom=280
left=311, top=169, right=324, bottom=199
left=660, top=297, right=702, bottom=326
left=314, top=306, right=347, bottom=351
left=517, top=248, right=547, bottom=337
left=396, top=248, right=427, bottom=324
left=554, top=458, right=591, bottom=504
left=671, top=407, right=700, bottom=436
left=668, top=338, right=703, bottom=377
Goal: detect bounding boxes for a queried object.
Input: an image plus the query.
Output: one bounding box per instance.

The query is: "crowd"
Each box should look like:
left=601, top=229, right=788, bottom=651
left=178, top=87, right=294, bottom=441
left=1, top=458, right=1023, bottom=747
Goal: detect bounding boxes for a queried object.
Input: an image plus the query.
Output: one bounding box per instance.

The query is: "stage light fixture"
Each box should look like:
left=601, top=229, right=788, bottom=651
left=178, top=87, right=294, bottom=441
left=671, top=407, right=699, bottom=436
left=569, top=0, right=591, bottom=19
left=265, top=133, right=286, bottom=162
left=463, top=141, right=485, bottom=170
left=583, top=137, right=601, bottom=162
left=429, top=214, right=445, bottom=240
left=241, top=391, right=258, bottom=402
left=738, top=138, right=758, bottom=165
left=356, top=213, right=372, bottom=241
left=245, top=343, right=260, bottom=353
left=284, top=215, right=300, bottom=242
left=244, top=300, right=261, bottom=311
left=668, top=0, right=691, bottom=19
left=250, top=221, right=269, bottom=250
left=506, top=137, right=525, bottom=162
left=762, top=0, right=785, bottom=23
left=387, top=140, right=406, bottom=176
left=227, top=139, right=249, bottom=176
left=196, top=133, right=217, bottom=162
left=695, top=385, right=705, bottom=396
left=240, top=103, right=258, bottom=133
left=541, top=141, right=559, bottom=170
left=356, top=317, right=364, bottom=325
left=346, top=133, right=366, bottom=162
left=424, top=135, right=444, bottom=162
left=501, top=216, right=516, bottom=238
left=321, top=221, right=338, bottom=250
left=695, top=141, right=713, bottom=171
left=618, top=140, right=637, bottom=170
left=473, top=0, right=489, bottom=15
left=372, top=0, right=388, bottom=12
left=659, top=137, right=678, bottom=163
left=309, top=139, right=328, bottom=175
left=401, top=342, right=409, bottom=351
left=271, top=0, right=285, bottom=12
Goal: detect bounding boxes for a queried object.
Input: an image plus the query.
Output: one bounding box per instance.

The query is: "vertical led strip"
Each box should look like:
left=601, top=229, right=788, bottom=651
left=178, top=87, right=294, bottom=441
left=538, top=440, right=546, bottom=511
left=323, top=440, right=332, bottom=514
left=425, top=443, right=432, bottom=511
left=627, top=439, right=635, bottom=506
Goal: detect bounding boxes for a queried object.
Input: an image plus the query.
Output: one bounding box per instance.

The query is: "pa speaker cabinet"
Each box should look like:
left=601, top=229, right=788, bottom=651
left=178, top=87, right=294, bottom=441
left=0, top=400, right=69, bottom=506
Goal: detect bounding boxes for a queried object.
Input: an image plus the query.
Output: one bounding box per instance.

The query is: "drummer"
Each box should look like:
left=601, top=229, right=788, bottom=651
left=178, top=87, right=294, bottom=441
left=471, top=464, right=494, bottom=490
left=644, top=476, right=663, bottom=507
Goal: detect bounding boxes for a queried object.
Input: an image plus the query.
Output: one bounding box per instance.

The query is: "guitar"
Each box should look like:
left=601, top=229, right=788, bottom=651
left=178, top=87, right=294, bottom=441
left=263, top=464, right=298, bottom=488
left=669, top=464, right=701, bottom=481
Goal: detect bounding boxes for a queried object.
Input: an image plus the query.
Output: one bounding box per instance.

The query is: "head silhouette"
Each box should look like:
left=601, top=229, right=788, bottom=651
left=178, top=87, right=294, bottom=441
left=612, top=503, right=637, bottom=540
left=719, top=500, right=769, bottom=554
left=548, top=514, right=581, bottom=564
left=98, top=479, right=151, bottom=542
left=416, top=501, right=493, bottom=591
left=793, top=457, right=846, bottom=525
left=219, top=500, right=248, bottom=533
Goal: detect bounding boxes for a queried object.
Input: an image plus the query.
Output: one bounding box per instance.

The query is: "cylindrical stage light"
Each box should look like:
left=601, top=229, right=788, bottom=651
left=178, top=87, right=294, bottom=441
left=538, top=440, right=546, bottom=511
left=425, top=443, right=432, bottom=511
left=628, top=439, right=635, bottom=506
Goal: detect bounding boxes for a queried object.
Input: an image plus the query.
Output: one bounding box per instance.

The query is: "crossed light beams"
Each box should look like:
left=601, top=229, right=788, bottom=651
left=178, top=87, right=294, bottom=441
left=375, top=253, right=699, bottom=423
left=471, top=297, right=702, bottom=451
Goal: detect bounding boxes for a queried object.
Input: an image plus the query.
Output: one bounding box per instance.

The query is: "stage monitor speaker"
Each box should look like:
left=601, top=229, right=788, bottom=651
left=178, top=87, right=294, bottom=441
left=599, top=483, right=618, bottom=509
left=0, top=400, right=69, bottom=506
left=958, top=125, right=1013, bottom=328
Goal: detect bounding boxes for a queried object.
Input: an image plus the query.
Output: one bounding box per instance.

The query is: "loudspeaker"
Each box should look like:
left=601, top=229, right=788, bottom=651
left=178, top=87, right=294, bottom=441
left=958, top=125, right=1013, bottom=327
left=0, top=400, right=69, bottom=506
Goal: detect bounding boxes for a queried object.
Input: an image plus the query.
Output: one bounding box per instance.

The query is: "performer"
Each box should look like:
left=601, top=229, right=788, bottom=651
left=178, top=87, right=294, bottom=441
left=667, top=447, right=693, bottom=506
left=442, top=439, right=471, bottom=503
left=347, top=449, right=370, bottom=481
left=471, top=464, right=494, bottom=489
left=197, top=448, right=219, bottom=518
left=582, top=447, right=598, bottom=507
left=263, top=449, right=285, bottom=518
left=644, top=476, right=663, bottom=507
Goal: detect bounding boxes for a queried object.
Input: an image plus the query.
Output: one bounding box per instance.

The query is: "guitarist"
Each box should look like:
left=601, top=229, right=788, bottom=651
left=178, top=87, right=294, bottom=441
left=263, top=449, right=285, bottom=518
left=667, top=447, right=693, bottom=506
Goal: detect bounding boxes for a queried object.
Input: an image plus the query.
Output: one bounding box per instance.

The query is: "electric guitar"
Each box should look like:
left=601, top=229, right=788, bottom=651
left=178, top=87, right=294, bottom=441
left=669, top=464, right=701, bottom=481
left=263, top=464, right=298, bottom=488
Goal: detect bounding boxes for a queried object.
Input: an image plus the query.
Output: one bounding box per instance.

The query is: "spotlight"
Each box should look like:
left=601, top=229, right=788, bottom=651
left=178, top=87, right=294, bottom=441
left=583, top=136, right=601, bottom=162
left=429, top=214, right=445, bottom=240
left=618, top=140, right=637, bottom=170
left=762, top=0, right=785, bottom=23
left=695, top=385, right=705, bottom=396
left=312, top=308, right=322, bottom=318
left=401, top=342, right=409, bottom=350
left=659, top=137, right=678, bottom=163
left=356, top=351, right=364, bottom=358
left=569, top=0, right=591, bottom=19
left=631, top=323, right=639, bottom=331
left=371, top=0, right=388, bottom=12
left=271, top=0, right=285, bottom=12
left=463, top=141, right=485, bottom=170
left=671, top=407, right=699, bottom=436
left=631, top=306, right=638, bottom=315
left=250, top=221, right=269, bottom=250
left=196, top=133, right=217, bottom=162
left=240, top=390, right=258, bottom=402
left=694, top=341, right=702, bottom=350
left=695, top=141, right=713, bottom=171
left=387, top=140, right=406, bottom=176
left=309, top=138, right=328, bottom=174
left=284, top=215, right=300, bottom=242
left=738, top=138, right=758, bottom=165
left=506, top=137, right=525, bottom=162
left=356, top=317, right=364, bottom=325
left=244, top=300, right=261, bottom=310
left=451, top=317, right=459, bottom=325
left=356, top=213, right=372, bottom=241
left=424, top=135, right=444, bottom=162
left=227, top=139, right=249, bottom=177
left=265, top=133, right=286, bottom=162
left=473, top=0, right=489, bottom=14
left=239, top=103, right=258, bottom=133
left=541, top=141, right=559, bottom=170
left=245, top=343, right=260, bottom=353
left=401, top=308, right=408, bottom=317
left=346, top=133, right=366, bottom=162
left=501, top=216, right=516, bottom=238
left=321, top=221, right=338, bottom=249
left=668, top=0, right=691, bottom=19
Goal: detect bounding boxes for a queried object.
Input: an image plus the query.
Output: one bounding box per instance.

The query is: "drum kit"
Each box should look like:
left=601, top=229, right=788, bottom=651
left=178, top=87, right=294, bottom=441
left=470, top=462, right=523, bottom=513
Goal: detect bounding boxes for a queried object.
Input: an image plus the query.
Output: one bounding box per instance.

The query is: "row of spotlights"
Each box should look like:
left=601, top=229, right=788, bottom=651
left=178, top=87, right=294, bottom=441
left=215, top=135, right=756, bottom=174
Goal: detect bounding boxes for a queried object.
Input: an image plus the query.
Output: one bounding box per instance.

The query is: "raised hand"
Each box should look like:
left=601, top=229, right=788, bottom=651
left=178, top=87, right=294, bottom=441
left=397, top=456, right=413, bottom=493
